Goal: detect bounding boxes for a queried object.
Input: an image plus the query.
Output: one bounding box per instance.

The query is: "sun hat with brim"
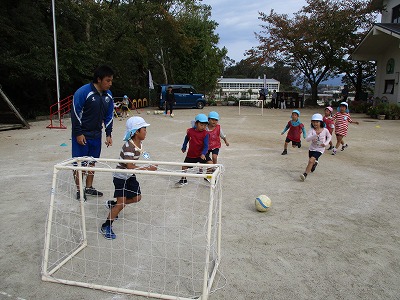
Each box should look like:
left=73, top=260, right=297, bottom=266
left=292, top=109, right=300, bottom=116
left=340, top=102, right=348, bottom=107
left=311, top=113, right=325, bottom=127
left=195, top=113, right=208, bottom=123
left=208, top=111, right=219, bottom=120
left=123, top=116, right=150, bottom=141
left=311, top=113, right=323, bottom=121
left=325, top=106, right=333, bottom=112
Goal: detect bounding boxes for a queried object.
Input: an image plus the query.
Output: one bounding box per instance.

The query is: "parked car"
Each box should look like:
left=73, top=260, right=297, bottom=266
left=157, top=84, right=206, bottom=109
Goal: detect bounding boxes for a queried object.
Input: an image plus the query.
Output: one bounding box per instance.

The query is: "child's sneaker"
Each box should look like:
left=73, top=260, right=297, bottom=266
left=281, top=149, right=288, bottom=155
left=175, top=179, right=188, bottom=187
left=331, top=148, right=337, bottom=155
left=300, top=173, right=307, bottom=181
left=298, top=141, right=301, bottom=148
left=341, top=144, right=348, bottom=151
left=100, top=225, right=116, bottom=240
left=311, top=160, right=319, bottom=173
left=85, top=186, right=103, bottom=197
left=327, top=145, right=333, bottom=150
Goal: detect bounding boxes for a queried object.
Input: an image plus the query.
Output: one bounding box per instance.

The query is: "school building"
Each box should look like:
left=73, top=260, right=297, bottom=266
left=352, top=0, right=400, bottom=104
left=215, top=77, right=280, bottom=100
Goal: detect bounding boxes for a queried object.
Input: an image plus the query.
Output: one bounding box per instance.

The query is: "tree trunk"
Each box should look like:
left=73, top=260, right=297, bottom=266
left=309, top=82, right=319, bottom=106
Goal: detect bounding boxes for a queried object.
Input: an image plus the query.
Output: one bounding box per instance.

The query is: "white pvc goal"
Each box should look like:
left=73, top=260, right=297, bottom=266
left=238, top=100, right=264, bottom=116
left=41, top=157, right=224, bottom=299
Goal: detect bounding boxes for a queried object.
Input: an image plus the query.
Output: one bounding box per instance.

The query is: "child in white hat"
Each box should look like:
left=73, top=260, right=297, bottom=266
left=300, top=113, right=332, bottom=181
left=100, top=116, right=157, bottom=240
left=331, top=102, right=359, bottom=155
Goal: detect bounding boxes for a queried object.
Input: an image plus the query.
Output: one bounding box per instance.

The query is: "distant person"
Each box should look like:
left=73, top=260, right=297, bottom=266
left=176, top=114, right=212, bottom=187
left=258, top=89, right=266, bottom=102
left=120, top=95, right=129, bottom=120
left=281, top=110, right=306, bottom=155
left=300, top=113, right=332, bottom=181
left=100, top=116, right=157, bottom=240
left=165, top=86, right=176, bottom=117
left=341, top=85, right=349, bottom=102
left=331, top=102, right=359, bottom=155
left=71, top=65, right=114, bottom=200
left=271, top=90, right=277, bottom=109
left=280, top=93, right=287, bottom=109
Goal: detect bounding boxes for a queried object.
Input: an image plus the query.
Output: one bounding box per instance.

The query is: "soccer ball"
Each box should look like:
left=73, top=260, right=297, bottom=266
left=255, top=195, right=272, bottom=212
left=171, top=113, right=174, bottom=117
left=147, top=111, right=151, bottom=115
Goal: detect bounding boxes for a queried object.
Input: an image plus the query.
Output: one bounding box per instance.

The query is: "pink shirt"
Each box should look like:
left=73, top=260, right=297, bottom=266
left=306, top=128, right=332, bottom=153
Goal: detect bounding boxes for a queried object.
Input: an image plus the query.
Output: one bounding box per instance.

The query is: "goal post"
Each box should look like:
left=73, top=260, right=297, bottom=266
left=238, top=99, right=264, bottom=116
left=41, top=157, right=224, bottom=300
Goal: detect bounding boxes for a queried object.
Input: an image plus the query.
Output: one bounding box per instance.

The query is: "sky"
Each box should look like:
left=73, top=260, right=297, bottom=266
left=201, top=0, right=308, bottom=62
left=201, top=0, right=345, bottom=85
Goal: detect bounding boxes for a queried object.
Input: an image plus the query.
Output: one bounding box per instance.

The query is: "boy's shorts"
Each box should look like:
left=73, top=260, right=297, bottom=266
left=285, top=137, right=301, bottom=147
left=206, top=148, right=220, bottom=161
left=184, top=156, right=212, bottom=165
left=72, top=136, right=102, bottom=158
left=113, top=176, right=141, bottom=199
left=308, top=150, right=322, bottom=160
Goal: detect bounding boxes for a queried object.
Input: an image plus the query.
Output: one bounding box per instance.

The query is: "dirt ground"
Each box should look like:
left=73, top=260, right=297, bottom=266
left=1, top=105, right=400, bottom=300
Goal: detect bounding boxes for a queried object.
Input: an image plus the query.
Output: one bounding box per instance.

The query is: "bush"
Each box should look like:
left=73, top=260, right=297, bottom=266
left=207, top=99, right=216, bottom=106
left=350, top=101, right=369, bottom=114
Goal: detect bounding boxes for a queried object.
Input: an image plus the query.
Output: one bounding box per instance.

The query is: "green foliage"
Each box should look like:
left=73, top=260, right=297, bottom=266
left=367, top=103, right=400, bottom=119
left=0, top=0, right=225, bottom=117
left=349, top=101, right=369, bottom=113
left=249, top=0, right=381, bottom=102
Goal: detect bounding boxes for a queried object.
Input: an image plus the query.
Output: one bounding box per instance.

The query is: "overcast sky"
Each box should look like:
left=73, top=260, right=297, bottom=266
left=201, top=0, right=308, bottom=62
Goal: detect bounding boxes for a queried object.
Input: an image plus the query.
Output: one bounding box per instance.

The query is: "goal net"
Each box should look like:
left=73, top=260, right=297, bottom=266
left=238, top=100, right=264, bottom=116
left=41, top=157, right=224, bottom=300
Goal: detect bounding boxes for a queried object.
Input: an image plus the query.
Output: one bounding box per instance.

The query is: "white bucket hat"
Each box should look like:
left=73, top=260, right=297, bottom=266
left=123, top=116, right=150, bottom=141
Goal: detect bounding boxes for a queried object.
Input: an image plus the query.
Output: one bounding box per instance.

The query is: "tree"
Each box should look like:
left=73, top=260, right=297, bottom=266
left=0, top=0, right=226, bottom=117
left=248, top=0, right=381, bottom=103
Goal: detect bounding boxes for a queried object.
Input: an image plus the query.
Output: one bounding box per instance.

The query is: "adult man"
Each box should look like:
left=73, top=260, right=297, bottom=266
left=71, top=65, right=114, bottom=200
left=165, top=86, right=176, bottom=117
left=271, top=90, right=277, bottom=108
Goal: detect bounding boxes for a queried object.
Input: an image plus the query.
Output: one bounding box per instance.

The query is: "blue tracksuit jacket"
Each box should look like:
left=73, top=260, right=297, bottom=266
left=71, top=83, right=114, bottom=139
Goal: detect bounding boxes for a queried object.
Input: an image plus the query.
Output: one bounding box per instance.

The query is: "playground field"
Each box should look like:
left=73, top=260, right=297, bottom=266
left=1, top=106, right=399, bottom=300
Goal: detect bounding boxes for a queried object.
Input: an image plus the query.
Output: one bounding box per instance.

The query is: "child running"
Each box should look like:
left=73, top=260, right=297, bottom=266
left=323, top=106, right=335, bottom=150
left=281, top=109, right=306, bottom=155
left=176, top=113, right=212, bottom=187
left=300, top=113, right=332, bottom=181
left=206, top=111, right=229, bottom=164
left=100, top=116, right=157, bottom=240
left=331, top=102, right=359, bottom=155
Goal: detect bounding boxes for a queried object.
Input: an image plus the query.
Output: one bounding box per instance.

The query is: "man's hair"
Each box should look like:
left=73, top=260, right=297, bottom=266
left=93, top=65, right=114, bottom=83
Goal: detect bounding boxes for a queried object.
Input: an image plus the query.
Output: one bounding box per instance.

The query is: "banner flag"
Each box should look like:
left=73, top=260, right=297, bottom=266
left=148, top=70, right=154, bottom=90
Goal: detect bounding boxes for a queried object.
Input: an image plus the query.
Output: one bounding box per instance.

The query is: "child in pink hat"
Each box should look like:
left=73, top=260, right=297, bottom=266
left=323, top=106, right=335, bottom=150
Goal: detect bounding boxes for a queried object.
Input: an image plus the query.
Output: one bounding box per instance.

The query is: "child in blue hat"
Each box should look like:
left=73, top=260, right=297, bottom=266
left=176, top=114, right=212, bottom=187
left=281, top=110, right=306, bottom=155
left=206, top=111, right=229, bottom=164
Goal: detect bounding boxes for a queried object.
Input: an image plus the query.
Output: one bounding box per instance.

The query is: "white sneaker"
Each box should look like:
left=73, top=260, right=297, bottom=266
left=331, top=148, right=337, bottom=155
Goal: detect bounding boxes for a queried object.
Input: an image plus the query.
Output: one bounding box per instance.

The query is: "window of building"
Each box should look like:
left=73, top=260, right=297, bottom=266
left=384, top=80, right=395, bottom=94
left=392, top=4, right=400, bottom=23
